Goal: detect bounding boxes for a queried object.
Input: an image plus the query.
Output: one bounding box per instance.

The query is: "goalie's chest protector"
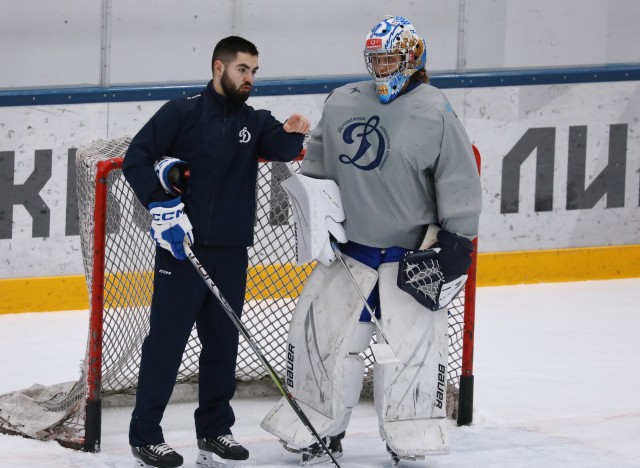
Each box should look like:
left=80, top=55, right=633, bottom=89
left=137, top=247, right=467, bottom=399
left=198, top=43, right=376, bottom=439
left=312, top=81, right=448, bottom=249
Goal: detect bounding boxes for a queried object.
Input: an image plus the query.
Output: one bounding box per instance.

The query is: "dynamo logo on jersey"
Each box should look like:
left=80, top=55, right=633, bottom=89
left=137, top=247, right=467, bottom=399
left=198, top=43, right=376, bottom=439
left=338, top=115, right=390, bottom=171
left=239, top=127, right=251, bottom=143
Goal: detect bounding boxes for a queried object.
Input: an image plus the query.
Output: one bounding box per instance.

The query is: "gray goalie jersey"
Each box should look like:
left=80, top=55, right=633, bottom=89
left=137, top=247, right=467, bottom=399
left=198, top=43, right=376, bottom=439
left=301, top=80, right=482, bottom=249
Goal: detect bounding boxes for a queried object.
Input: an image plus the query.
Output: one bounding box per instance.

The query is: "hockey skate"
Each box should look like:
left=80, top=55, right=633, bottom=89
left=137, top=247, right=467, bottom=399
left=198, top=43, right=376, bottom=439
left=131, top=443, right=183, bottom=468
left=282, top=431, right=345, bottom=466
left=196, top=434, right=249, bottom=467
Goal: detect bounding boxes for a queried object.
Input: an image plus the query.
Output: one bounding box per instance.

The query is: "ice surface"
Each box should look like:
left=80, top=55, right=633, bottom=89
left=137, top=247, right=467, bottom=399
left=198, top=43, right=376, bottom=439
left=1, top=279, right=639, bottom=467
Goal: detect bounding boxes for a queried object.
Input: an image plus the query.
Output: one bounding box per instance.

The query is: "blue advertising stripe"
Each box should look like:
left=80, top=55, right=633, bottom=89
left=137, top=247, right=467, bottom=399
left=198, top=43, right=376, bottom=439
left=1, top=64, right=639, bottom=107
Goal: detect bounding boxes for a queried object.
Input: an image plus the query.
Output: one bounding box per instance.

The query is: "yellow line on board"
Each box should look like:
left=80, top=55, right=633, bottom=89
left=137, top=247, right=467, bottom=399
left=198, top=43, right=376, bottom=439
left=1, top=245, right=639, bottom=314
left=0, top=275, right=89, bottom=314
left=477, top=244, right=640, bottom=286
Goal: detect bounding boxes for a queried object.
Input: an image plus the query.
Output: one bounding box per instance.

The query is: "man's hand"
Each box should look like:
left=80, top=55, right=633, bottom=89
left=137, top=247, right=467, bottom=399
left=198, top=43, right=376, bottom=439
left=283, top=114, right=311, bottom=134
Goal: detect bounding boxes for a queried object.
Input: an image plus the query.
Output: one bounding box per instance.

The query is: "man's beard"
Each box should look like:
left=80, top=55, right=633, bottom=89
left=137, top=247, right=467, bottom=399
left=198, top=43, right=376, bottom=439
left=221, top=71, right=251, bottom=104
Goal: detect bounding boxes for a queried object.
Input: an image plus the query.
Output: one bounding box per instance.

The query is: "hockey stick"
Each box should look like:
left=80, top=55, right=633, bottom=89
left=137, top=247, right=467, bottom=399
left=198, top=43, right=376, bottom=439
left=330, top=242, right=398, bottom=364
left=183, top=241, right=341, bottom=468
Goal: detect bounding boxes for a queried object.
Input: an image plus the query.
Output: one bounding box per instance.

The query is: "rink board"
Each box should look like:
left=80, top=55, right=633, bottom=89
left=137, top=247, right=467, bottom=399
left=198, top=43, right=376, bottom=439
left=1, top=80, right=639, bottom=311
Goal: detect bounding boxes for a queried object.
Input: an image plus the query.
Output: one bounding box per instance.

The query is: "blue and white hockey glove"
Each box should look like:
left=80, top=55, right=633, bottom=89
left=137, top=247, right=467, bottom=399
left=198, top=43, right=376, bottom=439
left=397, top=229, right=474, bottom=311
left=149, top=197, right=194, bottom=260
left=154, top=157, right=190, bottom=196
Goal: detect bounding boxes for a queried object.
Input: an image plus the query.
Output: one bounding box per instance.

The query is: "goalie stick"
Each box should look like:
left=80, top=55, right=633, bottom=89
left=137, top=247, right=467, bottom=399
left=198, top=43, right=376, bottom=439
left=183, top=241, right=342, bottom=468
left=330, top=242, right=398, bottom=364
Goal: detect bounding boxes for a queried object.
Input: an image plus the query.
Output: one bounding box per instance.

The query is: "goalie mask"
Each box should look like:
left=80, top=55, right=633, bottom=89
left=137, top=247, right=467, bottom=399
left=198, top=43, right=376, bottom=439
left=364, top=15, right=427, bottom=104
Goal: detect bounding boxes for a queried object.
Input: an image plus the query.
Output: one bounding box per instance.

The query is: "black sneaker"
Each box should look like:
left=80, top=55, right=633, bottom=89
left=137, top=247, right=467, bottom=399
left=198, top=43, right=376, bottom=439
left=197, top=434, right=249, bottom=461
left=299, top=431, right=345, bottom=466
left=131, top=443, right=183, bottom=468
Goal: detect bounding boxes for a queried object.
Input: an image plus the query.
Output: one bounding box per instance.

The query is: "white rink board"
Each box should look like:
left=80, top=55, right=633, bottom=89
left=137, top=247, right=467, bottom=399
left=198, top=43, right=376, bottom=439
left=0, top=80, right=639, bottom=278
left=462, top=81, right=640, bottom=252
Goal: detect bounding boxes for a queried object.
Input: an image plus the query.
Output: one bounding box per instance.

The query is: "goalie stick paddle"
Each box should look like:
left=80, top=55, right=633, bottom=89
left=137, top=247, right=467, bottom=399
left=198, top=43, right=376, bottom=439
left=183, top=241, right=342, bottom=468
left=330, top=242, right=398, bottom=364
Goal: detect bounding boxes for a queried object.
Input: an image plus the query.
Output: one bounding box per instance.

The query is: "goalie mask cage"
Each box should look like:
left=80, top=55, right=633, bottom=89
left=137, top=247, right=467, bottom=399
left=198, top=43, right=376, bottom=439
left=0, top=136, right=479, bottom=452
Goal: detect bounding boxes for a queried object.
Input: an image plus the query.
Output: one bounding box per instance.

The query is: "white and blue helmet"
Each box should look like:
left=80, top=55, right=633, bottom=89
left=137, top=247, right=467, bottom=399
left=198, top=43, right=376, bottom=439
left=364, top=16, right=427, bottom=104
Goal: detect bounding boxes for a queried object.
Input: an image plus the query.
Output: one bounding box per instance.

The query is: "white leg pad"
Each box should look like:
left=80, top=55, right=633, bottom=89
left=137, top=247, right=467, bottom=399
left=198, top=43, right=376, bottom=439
left=343, top=354, right=366, bottom=408
left=261, top=256, right=378, bottom=448
left=347, top=321, right=376, bottom=354
left=374, top=262, right=450, bottom=456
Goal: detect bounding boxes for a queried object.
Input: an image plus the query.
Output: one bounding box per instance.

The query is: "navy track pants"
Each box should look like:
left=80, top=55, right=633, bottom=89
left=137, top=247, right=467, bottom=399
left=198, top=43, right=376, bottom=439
left=129, top=245, right=248, bottom=446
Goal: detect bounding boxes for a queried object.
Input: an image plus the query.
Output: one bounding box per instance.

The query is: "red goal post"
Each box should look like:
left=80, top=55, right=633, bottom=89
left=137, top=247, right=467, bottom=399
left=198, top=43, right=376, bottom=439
left=0, top=136, right=479, bottom=452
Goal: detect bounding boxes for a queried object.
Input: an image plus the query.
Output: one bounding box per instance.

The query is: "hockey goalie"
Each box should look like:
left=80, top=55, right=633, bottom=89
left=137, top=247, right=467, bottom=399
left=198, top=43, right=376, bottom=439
left=260, top=15, right=482, bottom=465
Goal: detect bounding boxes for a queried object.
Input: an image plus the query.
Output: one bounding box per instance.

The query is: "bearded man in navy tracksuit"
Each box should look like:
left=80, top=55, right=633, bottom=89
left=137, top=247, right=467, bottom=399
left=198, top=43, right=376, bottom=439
left=122, top=36, right=310, bottom=468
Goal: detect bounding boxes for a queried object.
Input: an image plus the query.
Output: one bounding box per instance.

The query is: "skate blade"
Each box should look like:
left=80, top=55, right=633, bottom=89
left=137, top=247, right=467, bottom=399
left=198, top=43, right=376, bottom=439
left=133, top=460, right=161, bottom=468
left=301, top=452, right=344, bottom=466
left=301, top=453, right=329, bottom=466
left=301, top=449, right=343, bottom=466
left=371, top=343, right=399, bottom=363
left=197, top=449, right=242, bottom=467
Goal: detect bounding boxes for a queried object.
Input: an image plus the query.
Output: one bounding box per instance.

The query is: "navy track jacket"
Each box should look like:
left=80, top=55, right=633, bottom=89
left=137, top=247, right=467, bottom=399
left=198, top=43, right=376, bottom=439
left=123, top=81, right=304, bottom=247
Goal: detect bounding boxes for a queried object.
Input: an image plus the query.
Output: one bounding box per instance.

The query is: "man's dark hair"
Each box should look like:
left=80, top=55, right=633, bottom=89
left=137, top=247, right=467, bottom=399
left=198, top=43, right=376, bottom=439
left=212, top=36, right=259, bottom=68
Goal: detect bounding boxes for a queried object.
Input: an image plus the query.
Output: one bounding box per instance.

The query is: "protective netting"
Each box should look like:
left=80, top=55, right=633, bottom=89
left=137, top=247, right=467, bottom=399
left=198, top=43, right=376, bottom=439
left=0, top=135, right=471, bottom=450
left=399, top=254, right=444, bottom=305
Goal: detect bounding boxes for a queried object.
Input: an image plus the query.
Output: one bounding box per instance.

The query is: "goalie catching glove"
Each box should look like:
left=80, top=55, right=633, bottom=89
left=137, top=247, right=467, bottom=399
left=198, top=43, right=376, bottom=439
left=397, top=229, right=474, bottom=311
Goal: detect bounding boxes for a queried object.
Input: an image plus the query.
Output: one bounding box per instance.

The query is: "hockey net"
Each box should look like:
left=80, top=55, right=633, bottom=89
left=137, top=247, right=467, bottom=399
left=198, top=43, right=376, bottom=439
left=0, top=135, right=478, bottom=451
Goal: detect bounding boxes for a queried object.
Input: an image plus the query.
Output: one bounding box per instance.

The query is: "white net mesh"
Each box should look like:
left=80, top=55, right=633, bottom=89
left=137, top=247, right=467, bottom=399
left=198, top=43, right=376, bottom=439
left=0, top=135, right=472, bottom=449
left=401, top=256, right=444, bottom=303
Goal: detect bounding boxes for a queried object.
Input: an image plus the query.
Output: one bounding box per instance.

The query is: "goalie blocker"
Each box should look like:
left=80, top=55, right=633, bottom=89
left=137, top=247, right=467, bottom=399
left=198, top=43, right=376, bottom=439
left=397, top=228, right=474, bottom=311
left=280, top=168, right=347, bottom=266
